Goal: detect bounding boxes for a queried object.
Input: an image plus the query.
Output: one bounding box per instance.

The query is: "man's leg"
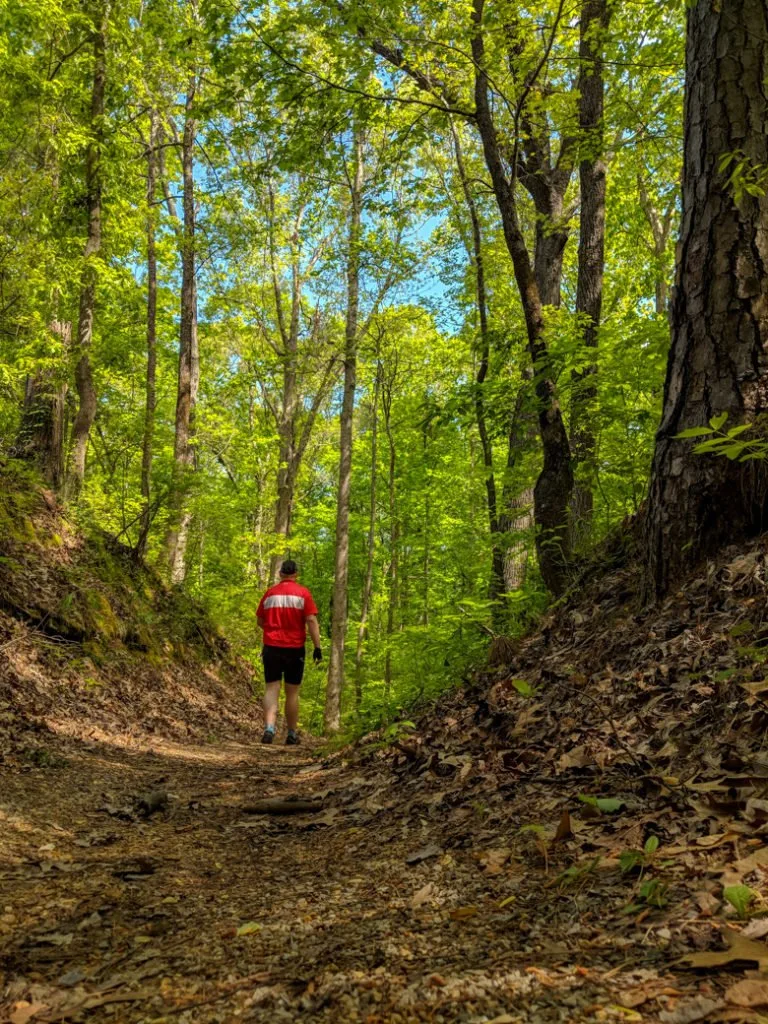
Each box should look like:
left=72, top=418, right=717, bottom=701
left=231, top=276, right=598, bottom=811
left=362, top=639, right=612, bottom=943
left=263, top=681, right=281, bottom=731
left=284, top=684, right=300, bottom=732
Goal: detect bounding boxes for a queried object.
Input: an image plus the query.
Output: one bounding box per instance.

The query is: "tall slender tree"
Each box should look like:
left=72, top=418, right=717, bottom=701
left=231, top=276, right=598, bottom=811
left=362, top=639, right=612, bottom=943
left=570, top=0, right=612, bottom=545
left=325, top=130, right=365, bottom=731
left=137, top=111, right=159, bottom=559
left=65, top=0, right=110, bottom=498
left=167, top=76, right=200, bottom=583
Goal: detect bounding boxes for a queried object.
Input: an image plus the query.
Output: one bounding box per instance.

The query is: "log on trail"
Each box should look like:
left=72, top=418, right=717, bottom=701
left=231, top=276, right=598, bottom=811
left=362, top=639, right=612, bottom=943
left=242, top=798, right=324, bottom=815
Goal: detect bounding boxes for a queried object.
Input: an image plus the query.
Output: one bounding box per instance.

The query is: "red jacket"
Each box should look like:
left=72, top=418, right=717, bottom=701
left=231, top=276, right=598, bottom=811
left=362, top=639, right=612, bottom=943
left=257, top=580, right=318, bottom=648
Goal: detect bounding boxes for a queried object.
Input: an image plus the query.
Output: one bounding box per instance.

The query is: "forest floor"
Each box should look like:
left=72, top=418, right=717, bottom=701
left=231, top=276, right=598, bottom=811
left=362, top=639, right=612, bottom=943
left=0, top=723, right=721, bottom=1024
left=5, top=467, right=768, bottom=1022
left=6, top=573, right=768, bottom=1024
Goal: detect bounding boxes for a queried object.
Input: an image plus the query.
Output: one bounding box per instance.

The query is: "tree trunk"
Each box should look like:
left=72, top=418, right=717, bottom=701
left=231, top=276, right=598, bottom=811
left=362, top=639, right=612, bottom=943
left=325, top=131, right=364, bottom=734
left=383, top=377, right=398, bottom=701
left=644, top=0, right=768, bottom=599
left=137, top=111, right=159, bottom=559
left=65, top=1, right=109, bottom=499
left=354, top=365, right=380, bottom=710
left=448, top=120, right=507, bottom=612
left=569, top=0, right=611, bottom=549
left=637, top=174, right=674, bottom=316
left=499, top=380, right=536, bottom=589
left=471, top=0, right=573, bottom=596
left=14, top=321, right=70, bottom=489
left=167, top=79, right=199, bottom=584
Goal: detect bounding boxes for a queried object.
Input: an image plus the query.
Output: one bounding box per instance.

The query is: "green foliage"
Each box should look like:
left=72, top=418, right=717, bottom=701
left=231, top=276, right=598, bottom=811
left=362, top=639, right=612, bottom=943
left=0, top=0, right=685, bottom=732
left=676, top=414, right=768, bottom=462
left=723, top=884, right=759, bottom=919
left=578, top=794, right=625, bottom=814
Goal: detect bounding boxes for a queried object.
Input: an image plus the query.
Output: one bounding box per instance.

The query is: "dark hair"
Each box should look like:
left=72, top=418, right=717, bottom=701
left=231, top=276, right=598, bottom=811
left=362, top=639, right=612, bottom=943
left=280, top=559, right=298, bottom=576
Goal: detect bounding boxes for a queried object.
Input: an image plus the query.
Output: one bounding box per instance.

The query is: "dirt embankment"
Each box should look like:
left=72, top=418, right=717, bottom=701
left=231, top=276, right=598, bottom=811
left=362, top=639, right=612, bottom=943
left=0, top=459, right=262, bottom=761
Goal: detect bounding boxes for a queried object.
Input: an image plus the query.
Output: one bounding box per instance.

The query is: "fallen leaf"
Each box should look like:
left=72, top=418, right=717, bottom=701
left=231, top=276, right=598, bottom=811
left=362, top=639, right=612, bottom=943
left=659, top=995, right=725, bottom=1023
left=725, top=978, right=768, bottom=1008
left=236, top=921, right=261, bottom=936
left=742, top=918, right=768, bottom=940
left=678, top=929, right=768, bottom=971
left=552, top=809, right=572, bottom=843
left=411, top=882, right=436, bottom=908
left=479, top=848, right=512, bottom=874
left=34, top=932, right=73, bottom=947
left=696, top=833, right=739, bottom=849
left=449, top=906, right=478, bottom=920
left=405, top=843, right=442, bottom=865
left=10, top=1002, right=49, bottom=1024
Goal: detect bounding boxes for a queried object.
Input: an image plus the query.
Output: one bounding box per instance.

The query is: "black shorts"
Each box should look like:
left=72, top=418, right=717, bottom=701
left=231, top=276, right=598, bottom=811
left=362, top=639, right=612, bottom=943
left=262, top=645, right=306, bottom=686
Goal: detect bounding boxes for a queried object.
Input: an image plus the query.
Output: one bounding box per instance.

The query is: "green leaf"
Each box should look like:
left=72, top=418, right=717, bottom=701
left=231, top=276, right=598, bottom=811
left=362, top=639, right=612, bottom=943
left=723, top=884, right=757, bottom=919
left=511, top=678, right=535, bottom=697
left=675, top=426, right=714, bottom=438
left=644, top=835, right=659, bottom=855
left=709, top=412, right=728, bottom=431
left=578, top=794, right=624, bottom=813
left=596, top=797, right=625, bottom=813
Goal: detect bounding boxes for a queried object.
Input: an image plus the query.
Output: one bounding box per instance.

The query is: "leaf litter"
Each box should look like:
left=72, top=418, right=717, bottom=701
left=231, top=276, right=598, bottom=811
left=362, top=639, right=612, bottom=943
left=6, top=542, right=768, bottom=1019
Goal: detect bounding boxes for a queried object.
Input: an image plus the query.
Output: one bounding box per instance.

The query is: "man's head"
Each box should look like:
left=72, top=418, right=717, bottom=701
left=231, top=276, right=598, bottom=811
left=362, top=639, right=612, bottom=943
left=279, top=559, right=298, bottom=578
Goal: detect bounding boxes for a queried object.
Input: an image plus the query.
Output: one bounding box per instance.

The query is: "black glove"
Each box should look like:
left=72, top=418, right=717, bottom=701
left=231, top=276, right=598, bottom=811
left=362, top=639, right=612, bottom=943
left=313, top=647, right=322, bottom=663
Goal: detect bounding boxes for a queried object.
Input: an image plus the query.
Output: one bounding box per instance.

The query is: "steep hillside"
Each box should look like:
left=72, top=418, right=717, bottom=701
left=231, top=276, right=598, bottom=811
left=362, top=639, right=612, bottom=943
left=0, top=459, right=261, bottom=760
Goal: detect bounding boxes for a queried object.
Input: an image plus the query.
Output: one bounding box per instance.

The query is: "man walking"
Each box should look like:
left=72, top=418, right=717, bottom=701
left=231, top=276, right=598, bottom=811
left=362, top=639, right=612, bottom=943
left=257, top=560, right=322, bottom=745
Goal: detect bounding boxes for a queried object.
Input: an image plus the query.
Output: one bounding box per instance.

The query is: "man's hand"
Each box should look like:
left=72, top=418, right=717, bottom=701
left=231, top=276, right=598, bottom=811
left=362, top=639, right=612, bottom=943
left=313, top=647, right=322, bottom=664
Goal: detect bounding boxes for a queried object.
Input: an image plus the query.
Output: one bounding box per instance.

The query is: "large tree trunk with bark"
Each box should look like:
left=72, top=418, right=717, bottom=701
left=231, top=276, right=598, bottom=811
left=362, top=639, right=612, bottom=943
left=65, top=1, right=109, bottom=499
left=644, top=0, right=768, bottom=599
left=137, top=111, right=159, bottom=559
left=325, top=132, right=364, bottom=733
left=167, top=80, right=199, bottom=584
left=569, top=0, right=611, bottom=548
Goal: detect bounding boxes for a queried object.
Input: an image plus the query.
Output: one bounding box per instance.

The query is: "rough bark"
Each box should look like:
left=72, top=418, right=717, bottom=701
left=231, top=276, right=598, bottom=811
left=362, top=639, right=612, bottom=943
left=644, top=0, right=768, bottom=599
left=354, top=366, right=380, bottom=710
left=136, top=111, right=159, bottom=559
left=471, top=0, right=573, bottom=596
left=569, top=0, right=611, bottom=548
left=167, top=79, right=199, bottom=584
left=325, top=132, right=364, bottom=733
left=65, top=1, right=109, bottom=499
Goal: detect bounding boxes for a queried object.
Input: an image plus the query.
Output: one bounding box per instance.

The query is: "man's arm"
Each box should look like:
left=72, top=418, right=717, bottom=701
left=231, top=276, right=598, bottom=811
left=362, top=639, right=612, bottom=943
left=306, top=614, right=321, bottom=652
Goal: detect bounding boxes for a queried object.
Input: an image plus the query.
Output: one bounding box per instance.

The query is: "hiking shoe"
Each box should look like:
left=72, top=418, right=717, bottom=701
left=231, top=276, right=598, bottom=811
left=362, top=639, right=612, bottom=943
left=261, top=728, right=275, bottom=744
left=285, top=730, right=299, bottom=746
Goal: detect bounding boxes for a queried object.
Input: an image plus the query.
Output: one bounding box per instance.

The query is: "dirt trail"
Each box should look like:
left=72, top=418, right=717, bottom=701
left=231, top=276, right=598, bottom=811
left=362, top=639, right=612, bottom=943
left=1, top=729, right=708, bottom=1024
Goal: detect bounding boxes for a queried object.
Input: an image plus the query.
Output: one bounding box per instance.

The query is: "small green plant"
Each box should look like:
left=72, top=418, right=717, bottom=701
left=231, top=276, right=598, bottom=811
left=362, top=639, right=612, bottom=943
left=511, top=678, right=540, bottom=698
left=383, top=719, right=416, bottom=743
left=620, top=834, right=660, bottom=875
left=555, top=856, right=600, bottom=889
left=578, top=793, right=625, bottom=814
left=724, top=884, right=759, bottom=919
